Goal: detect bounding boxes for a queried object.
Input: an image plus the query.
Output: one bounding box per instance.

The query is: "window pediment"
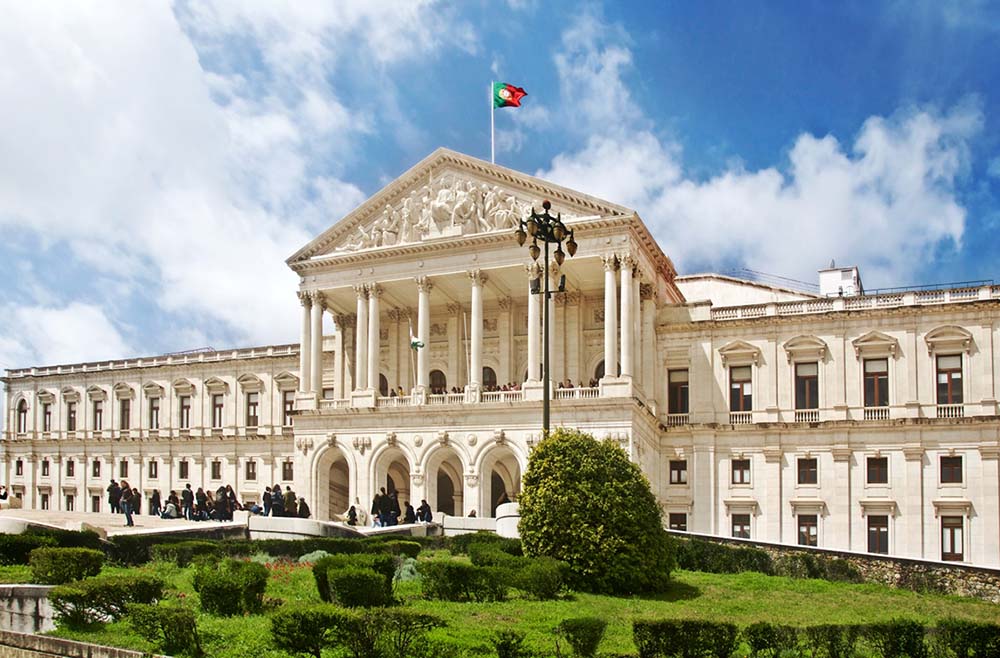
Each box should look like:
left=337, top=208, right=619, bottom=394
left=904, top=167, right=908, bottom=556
left=37, top=390, right=56, bottom=404
left=204, top=376, right=229, bottom=394
left=783, top=335, right=828, bottom=364
left=113, top=383, right=134, bottom=400
left=718, top=340, right=761, bottom=366
left=924, top=325, right=973, bottom=356
left=86, top=385, right=107, bottom=401
left=852, top=331, right=898, bottom=360
left=932, top=499, right=973, bottom=517
left=142, top=382, right=165, bottom=398
left=723, top=498, right=760, bottom=516
left=237, top=373, right=264, bottom=392
left=274, top=371, right=300, bottom=391
left=172, top=378, right=195, bottom=396
left=790, top=498, right=827, bottom=516
left=859, top=499, right=898, bottom=517
left=61, top=386, right=80, bottom=403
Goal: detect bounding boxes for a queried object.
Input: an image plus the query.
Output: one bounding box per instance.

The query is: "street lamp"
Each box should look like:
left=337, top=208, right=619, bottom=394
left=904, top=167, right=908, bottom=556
left=515, top=200, right=577, bottom=435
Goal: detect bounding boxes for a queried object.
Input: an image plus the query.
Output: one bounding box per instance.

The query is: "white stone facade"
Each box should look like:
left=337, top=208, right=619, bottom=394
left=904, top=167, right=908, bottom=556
left=2, top=148, right=999, bottom=566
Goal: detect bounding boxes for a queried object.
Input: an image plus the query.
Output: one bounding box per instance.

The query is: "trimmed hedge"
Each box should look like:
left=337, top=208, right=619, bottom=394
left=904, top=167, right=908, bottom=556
left=313, top=553, right=396, bottom=603
left=633, top=620, right=739, bottom=658
left=24, top=527, right=103, bottom=550
left=150, top=540, right=222, bottom=567
left=328, top=567, right=390, bottom=607
left=418, top=559, right=508, bottom=602
left=743, top=622, right=799, bottom=658
left=556, top=617, right=607, bottom=658
left=29, top=547, right=104, bottom=584
left=514, top=556, right=569, bottom=600
left=865, top=619, right=927, bottom=658
left=449, top=532, right=522, bottom=556
left=128, top=602, right=203, bottom=657
left=936, top=618, right=1000, bottom=658
left=673, top=538, right=774, bottom=575
left=804, top=624, right=861, bottom=658
left=193, top=558, right=269, bottom=616
left=0, top=534, right=57, bottom=565
left=50, top=573, right=165, bottom=627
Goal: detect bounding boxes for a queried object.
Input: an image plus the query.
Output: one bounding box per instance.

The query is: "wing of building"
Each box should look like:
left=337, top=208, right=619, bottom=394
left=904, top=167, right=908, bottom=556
left=3, top=148, right=999, bottom=565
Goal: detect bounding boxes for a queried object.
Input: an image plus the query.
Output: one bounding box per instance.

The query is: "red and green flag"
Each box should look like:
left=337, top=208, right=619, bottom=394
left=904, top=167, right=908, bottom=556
left=493, top=82, right=527, bottom=108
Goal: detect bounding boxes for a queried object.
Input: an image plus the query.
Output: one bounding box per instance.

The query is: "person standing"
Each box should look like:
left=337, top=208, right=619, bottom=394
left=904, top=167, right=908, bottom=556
left=283, top=486, right=297, bottom=518
left=403, top=501, right=416, bottom=524
left=389, top=491, right=401, bottom=526
left=181, top=484, right=194, bottom=520
left=263, top=486, right=272, bottom=517
left=297, top=498, right=311, bottom=518
left=107, top=480, right=121, bottom=514
left=131, top=488, right=141, bottom=515
left=149, top=490, right=161, bottom=516
left=120, top=481, right=134, bottom=527
left=370, top=494, right=382, bottom=527
left=270, top=484, right=284, bottom=517
left=195, top=487, right=207, bottom=520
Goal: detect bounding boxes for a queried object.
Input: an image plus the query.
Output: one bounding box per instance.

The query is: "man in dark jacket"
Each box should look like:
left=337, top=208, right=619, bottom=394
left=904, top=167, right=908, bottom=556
left=417, top=499, right=432, bottom=523
left=389, top=491, right=401, bottom=526
left=283, top=486, right=297, bottom=517
left=271, top=485, right=285, bottom=517
left=149, top=490, right=161, bottom=516
left=403, top=501, right=416, bottom=524
left=297, top=499, right=311, bottom=518
left=263, top=486, right=272, bottom=516
left=181, top=484, right=194, bottom=520
left=107, top=480, right=121, bottom=514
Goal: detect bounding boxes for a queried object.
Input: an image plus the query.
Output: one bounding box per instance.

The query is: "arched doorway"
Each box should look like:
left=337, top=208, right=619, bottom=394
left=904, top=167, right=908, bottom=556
left=483, top=367, right=497, bottom=390
left=594, top=360, right=621, bottom=381
left=378, top=374, right=389, bottom=397
left=373, top=447, right=411, bottom=513
left=480, top=446, right=522, bottom=517
left=328, top=458, right=349, bottom=519
left=426, top=446, right=464, bottom=516
left=314, top=446, right=351, bottom=521
left=429, top=370, right=447, bottom=394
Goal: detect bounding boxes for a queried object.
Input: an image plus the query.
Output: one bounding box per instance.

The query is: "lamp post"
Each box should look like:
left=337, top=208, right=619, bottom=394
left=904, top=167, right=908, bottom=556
left=515, top=200, right=577, bottom=435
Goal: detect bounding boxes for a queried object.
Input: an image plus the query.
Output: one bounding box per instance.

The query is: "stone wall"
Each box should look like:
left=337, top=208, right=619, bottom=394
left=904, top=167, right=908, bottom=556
left=0, top=630, right=163, bottom=658
left=669, top=530, right=1000, bottom=604
left=0, top=588, right=54, bottom=635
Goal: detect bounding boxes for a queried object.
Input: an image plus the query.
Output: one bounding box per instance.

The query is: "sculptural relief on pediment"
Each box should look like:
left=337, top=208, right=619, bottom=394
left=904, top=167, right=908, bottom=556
left=334, top=175, right=573, bottom=253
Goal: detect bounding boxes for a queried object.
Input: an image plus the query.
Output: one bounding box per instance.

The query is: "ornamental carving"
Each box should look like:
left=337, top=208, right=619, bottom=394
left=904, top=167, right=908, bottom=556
left=431, top=323, right=446, bottom=337
left=483, top=318, right=498, bottom=332
left=447, top=302, right=463, bottom=316
left=327, top=434, right=337, bottom=447
left=413, top=435, right=423, bottom=447
left=437, top=431, right=449, bottom=445
left=411, top=473, right=425, bottom=486
left=385, top=432, right=397, bottom=447
left=465, top=474, right=480, bottom=487
left=493, top=429, right=506, bottom=445
left=498, top=296, right=513, bottom=311
left=353, top=436, right=372, bottom=454
left=296, top=437, right=314, bottom=455
left=467, top=433, right=477, bottom=447
left=333, top=176, right=561, bottom=252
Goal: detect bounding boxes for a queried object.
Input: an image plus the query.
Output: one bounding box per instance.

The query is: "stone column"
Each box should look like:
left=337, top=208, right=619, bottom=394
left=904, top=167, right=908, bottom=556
left=331, top=314, right=345, bottom=399
left=640, top=284, right=656, bottom=398
left=526, top=263, right=541, bottom=382
left=633, top=267, right=642, bottom=384
left=299, top=292, right=312, bottom=393
left=498, top=297, right=513, bottom=385
left=354, top=285, right=368, bottom=392
left=415, top=277, right=432, bottom=392
left=310, top=291, right=324, bottom=397
left=387, top=309, right=401, bottom=394
left=620, top=254, right=634, bottom=379
left=367, top=284, right=381, bottom=393
left=603, top=255, right=618, bottom=380
left=469, top=270, right=486, bottom=392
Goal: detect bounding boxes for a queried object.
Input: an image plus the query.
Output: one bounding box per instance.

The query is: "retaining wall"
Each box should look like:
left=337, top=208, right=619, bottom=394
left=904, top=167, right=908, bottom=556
left=0, top=630, right=163, bottom=658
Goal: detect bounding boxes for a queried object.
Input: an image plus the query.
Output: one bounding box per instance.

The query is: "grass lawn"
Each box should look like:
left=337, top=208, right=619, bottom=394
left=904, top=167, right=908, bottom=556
left=45, top=557, right=1000, bottom=658
left=0, top=565, right=32, bottom=583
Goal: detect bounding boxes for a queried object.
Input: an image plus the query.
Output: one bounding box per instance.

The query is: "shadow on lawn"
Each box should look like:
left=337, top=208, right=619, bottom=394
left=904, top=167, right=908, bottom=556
left=641, top=579, right=701, bottom=602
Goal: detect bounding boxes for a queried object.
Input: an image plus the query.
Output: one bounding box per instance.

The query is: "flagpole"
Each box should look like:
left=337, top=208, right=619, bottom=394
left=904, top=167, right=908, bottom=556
left=490, top=80, right=495, bottom=164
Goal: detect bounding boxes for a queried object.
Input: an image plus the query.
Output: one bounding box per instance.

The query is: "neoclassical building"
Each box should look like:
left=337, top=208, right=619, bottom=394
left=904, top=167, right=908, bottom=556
left=3, top=148, right=999, bottom=566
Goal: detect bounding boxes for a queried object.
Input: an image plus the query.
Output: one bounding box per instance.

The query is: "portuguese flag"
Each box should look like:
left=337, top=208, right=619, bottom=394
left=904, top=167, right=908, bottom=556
left=493, top=82, right=527, bottom=108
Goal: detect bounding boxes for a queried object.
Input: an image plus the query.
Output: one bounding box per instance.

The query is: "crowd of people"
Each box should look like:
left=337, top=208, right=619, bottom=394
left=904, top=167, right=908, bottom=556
left=337, top=488, right=434, bottom=528
left=105, top=480, right=311, bottom=526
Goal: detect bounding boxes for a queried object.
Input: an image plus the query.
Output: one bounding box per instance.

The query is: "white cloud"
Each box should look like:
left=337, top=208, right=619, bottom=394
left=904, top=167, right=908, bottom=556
left=537, top=13, right=980, bottom=288
left=0, top=303, right=131, bottom=369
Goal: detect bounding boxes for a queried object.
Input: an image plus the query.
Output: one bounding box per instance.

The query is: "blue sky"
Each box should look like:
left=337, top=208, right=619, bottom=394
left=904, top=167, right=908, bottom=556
left=1, top=1, right=998, bottom=371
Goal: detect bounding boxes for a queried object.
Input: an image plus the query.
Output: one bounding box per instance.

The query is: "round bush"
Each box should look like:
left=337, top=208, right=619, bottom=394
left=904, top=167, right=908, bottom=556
left=518, top=428, right=674, bottom=595
left=29, top=547, right=104, bottom=584
left=328, top=567, right=390, bottom=607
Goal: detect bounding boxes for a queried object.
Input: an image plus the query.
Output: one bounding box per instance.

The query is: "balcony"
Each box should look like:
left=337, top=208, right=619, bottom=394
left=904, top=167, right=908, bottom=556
left=863, top=406, right=890, bottom=421
left=553, top=387, right=599, bottom=400
left=664, top=413, right=690, bottom=427
left=936, top=404, right=964, bottom=419
left=794, top=409, right=819, bottom=423
left=376, top=396, right=414, bottom=408
left=481, top=390, right=524, bottom=403
left=730, top=411, right=753, bottom=425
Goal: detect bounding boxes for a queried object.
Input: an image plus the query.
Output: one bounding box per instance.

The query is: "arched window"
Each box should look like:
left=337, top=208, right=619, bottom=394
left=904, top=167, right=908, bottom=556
left=483, top=367, right=497, bottom=390
left=16, top=400, right=28, bottom=433
left=429, top=370, right=447, bottom=394
left=378, top=374, right=389, bottom=397
left=594, top=360, right=622, bottom=381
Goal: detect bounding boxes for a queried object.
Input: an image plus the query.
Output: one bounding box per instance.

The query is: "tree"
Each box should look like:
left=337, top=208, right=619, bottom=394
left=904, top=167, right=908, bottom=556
left=518, top=427, right=674, bottom=595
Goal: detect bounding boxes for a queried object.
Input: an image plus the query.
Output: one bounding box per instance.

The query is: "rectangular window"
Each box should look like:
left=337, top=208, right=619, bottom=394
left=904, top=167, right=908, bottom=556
left=119, top=398, right=131, bottom=430
left=179, top=396, right=191, bottom=429
left=798, top=514, right=818, bottom=546
left=283, top=391, right=296, bottom=427
left=940, top=456, right=963, bottom=484
left=282, top=461, right=294, bottom=481
left=941, top=516, right=964, bottom=561
left=732, top=514, right=751, bottom=539
left=669, top=460, right=688, bottom=485
left=668, top=369, right=689, bottom=414
left=42, top=403, right=52, bottom=432
left=212, top=395, right=224, bottom=429
left=93, top=400, right=103, bottom=430
left=794, top=362, right=819, bottom=409
left=867, top=456, right=888, bottom=484
left=119, top=460, right=128, bottom=479
left=668, top=513, right=687, bottom=531
left=15, top=459, right=23, bottom=476
left=40, top=493, right=49, bottom=510
left=730, top=366, right=752, bottom=412
left=65, top=494, right=74, bottom=512
left=868, top=515, right=889, bottom=554
left=246, top=392, right=259, bottom=428
left=92, top=460, right=101, bottom=477
left=245, top=460, right=257, bottom=481
left=41, top=460, right=49, bottom=477
left=67, top=402, right=76, bottom=431
left=731, top=458, right=751, bottom=485
left=149, top=398, right=160, bottom=430
left=148, top=460, right=158, bottom=479
left=936, top=355, right=963, bottom=404
left=91, top=495, right=101, bottom=513
left=66, top=460, right=75, bottom=478
left=863, top=358, right=889, bottom=407
left=211, top=460, right=222, bottom=480
left=179, top=460, right=189, bottom=480
left=797, top=457, right=818, bottom=485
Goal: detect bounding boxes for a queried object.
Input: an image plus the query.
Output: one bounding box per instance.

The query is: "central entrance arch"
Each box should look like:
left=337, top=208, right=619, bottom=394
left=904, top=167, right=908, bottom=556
left=372, top=446, right=412, bottom=510
left=478, top=445, right=523, bottom=517
left=425, top=446, right=465, bottom=516
left=313, top=445, right=353, bottom=521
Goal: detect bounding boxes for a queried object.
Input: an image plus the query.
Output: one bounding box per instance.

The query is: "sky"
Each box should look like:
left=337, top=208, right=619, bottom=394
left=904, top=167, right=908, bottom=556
left=1, top=0, right=999, bottom=372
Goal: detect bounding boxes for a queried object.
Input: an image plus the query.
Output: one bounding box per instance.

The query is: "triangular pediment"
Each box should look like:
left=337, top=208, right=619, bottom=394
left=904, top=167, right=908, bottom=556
left=718, top=340, right=761, bottom=366
left=287, top=148, right=634, bottom=264
left=783, top=335, right=828, bottom=363
left=852, top=330, right=898, bottom=359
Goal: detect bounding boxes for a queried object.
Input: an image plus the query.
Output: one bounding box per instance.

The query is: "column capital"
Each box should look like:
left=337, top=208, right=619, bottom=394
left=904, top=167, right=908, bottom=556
left=366, top=283, right=382, bottom=298
left=353, top=284, right=368, bottom=300
left=640, top=283, right=655, bottom=301
left=525, top=262, right=542, bottom=279
left=498, top=296, right=513, bottom=311
left=619, top=252, right=635, bottom=270
left=308, top=290, right=325, bottom=308
left=335, top=313, right=355, bottom=328
left=602, top=254, right=619, bottom=271
left=447, top=302, right=463, bottom=316
left=565, top=291, right=583, bottom=305
left=414, top=276, right=433, bottom=293
left=547, top=262, right=560, bottom=278
left=468, top=269, right=488, bottom=286
left=298, top=291, right=312, bottom=307
left=387, top=308, right=403, bottom=322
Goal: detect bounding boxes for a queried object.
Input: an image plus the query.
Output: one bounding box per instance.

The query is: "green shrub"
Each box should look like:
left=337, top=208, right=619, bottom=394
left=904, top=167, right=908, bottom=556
left=450, top=532, right=523, bottom=556
left=395, top=556, right=420, bottom=582
left=271, top=603, right=342, bottom=658
left=379, top=540, right=422, bottom=559
left=936, top=618, right=1000, bottom=658
left=673, top=538, right=774, bottom=575
left=519, top=428, right=674, bottom=595
left=865, top=620, right=927, bottom=658
left=742, top=622, right=798, bottom=658
left=314, top=553, right=396, bottom=602
left=557, top=617, right=607, bottom=658
left=104, top=533, right=203, bottom=566
left=307, top=607, right=444, bottom=658
left=0, top=534, right=57, bottom=565
left=49, top=573, right=164, bottom=627
left=632, top=620, right=738, bottom=658
left=804, top=625, right=861, bottom=658
left=469, top=543, right=524, bottom=568
left=234, top=537, right=372, bottom=559
left=418, top=559, right=508, bottom=602
left=193, top=558, right=269, bottom=616
left=29, top=547, right=104, bottom=584
left=328, top=567, right=390, bottom=607
left=515, top=556, right=569, bottom=600
left=299, top=549, right=331, bottom=563
left=24, top=527, right=103, bottom=550
left=823, top=558, right=864, bottom=584
left=127, top=602, right=203, bottom=657
left=150, top=540, right=221, bottom=567
left=491, top=629, right=528, bottom=658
